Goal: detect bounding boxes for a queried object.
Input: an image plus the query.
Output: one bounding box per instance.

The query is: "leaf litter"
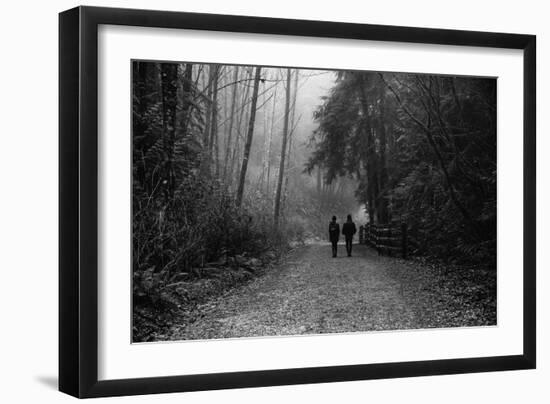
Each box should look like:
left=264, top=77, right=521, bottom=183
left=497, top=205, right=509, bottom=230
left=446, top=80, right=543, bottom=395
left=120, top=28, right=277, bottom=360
left=165, top=243, right=496, bottom=341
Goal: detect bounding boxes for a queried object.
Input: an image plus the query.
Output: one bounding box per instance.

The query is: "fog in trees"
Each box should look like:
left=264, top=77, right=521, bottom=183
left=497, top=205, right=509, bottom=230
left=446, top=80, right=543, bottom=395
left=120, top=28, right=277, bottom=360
left=132, top=61, right=496, bottom=342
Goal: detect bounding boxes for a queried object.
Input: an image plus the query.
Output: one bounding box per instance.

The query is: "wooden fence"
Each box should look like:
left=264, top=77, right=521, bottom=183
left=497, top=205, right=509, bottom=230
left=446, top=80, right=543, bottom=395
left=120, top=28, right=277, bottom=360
left=359, top=222, right=408, bottom=259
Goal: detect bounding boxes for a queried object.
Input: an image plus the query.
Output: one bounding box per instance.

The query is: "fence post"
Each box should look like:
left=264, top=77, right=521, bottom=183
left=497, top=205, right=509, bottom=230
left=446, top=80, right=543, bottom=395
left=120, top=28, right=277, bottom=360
left=401, top=223, right=408, bottom=259
left=359, top=225, right=364, bottom=244
left=375, top=224, right=381, bottom=255
left=368, top=223, right=372, bottom=246
left=387, top=226, right=392, bottom=257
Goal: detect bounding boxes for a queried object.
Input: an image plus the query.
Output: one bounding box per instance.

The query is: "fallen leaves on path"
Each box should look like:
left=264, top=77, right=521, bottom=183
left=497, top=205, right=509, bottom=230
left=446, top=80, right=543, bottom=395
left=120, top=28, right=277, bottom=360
left=164, top=244, right=495, bottom=341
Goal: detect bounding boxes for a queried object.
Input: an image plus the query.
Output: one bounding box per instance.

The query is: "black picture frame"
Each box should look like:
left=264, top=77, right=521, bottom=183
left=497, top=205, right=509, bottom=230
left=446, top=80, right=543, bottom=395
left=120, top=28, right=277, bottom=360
left=59, top=5, right=536, bottom=398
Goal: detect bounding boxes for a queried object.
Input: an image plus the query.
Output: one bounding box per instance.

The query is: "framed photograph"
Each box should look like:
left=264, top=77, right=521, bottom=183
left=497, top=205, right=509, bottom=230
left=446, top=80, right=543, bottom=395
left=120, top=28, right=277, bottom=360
left=59, top=6, right=536, bottom=398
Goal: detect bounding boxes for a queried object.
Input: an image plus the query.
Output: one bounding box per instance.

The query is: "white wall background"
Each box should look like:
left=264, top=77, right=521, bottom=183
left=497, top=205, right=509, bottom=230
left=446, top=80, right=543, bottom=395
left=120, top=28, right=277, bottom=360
left=0, top=0, right=546, bottom=402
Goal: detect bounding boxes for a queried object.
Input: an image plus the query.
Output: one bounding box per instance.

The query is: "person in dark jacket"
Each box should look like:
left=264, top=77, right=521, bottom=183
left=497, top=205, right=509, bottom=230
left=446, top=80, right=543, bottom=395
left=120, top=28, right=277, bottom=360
left=328, top=216, right=340, bottom=257
left=342, top=214, right=357, bottom=257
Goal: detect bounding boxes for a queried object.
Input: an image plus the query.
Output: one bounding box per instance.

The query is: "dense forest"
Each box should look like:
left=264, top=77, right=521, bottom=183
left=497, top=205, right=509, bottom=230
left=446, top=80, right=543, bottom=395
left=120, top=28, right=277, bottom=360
left=307, top=71, right=497, bottom=261
left=132, top=62, right=355, bottom=272
left=132, top=62, right=356, bottom=339
left=131, top=61, right=496, bottom=341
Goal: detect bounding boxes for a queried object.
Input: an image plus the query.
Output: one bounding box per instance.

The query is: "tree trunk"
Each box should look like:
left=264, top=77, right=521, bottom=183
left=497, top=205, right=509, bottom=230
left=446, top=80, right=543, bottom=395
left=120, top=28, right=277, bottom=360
left=133, top=62, right=148, bottom=189
left=179, top=63, right=193, bottom=136
left=266, top=83, right=278, bottom=196
left=281, top=70, right=299, bottom=217
left=203, top=65, right=215, bottom=150
left=357, top=73, right=379, bottom=223
left=376, top=78, right=389, bottom=223
left=229, top=68, right=252, bottom=187
left=209, top=65, right=220, bottom=175
left=223, top=66, right=239, bottom=180
left=273, top=68, right=292, bottom=228
left=235, top=66, right=262, bottom=207
left=259, top=80, right=270, bottom=191
left=160, top=63, right=178, bottom=200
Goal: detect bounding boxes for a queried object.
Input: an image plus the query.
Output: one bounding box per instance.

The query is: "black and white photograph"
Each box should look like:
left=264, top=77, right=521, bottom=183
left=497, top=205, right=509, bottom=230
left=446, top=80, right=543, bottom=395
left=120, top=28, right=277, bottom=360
left=132, top=61, right=497, bottom=343
left=1, top=0, right=545, bottom=400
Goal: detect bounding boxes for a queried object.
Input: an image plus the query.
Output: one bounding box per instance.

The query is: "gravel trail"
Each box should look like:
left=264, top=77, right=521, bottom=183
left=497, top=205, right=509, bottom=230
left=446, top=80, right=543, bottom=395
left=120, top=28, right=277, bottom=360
left=167, top=243, right=424, bottom=340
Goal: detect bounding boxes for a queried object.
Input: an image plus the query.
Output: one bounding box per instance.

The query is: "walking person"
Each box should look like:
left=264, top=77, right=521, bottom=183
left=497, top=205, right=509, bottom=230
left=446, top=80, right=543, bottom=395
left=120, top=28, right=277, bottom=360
left=328, top=216, right=340, bottom=258
left=342, top=214, right=357, bottom=257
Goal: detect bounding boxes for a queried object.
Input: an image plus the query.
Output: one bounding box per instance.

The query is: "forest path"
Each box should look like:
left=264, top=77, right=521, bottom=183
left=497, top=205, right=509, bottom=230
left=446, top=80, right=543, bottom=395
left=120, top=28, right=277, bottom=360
left=167, top=243, right=421, bottom=340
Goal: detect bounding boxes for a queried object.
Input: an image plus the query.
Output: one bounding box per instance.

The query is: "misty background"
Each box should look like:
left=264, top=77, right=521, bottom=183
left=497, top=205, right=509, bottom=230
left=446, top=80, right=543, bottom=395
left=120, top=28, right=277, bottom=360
left=132, top=61, right=497, bottom=341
